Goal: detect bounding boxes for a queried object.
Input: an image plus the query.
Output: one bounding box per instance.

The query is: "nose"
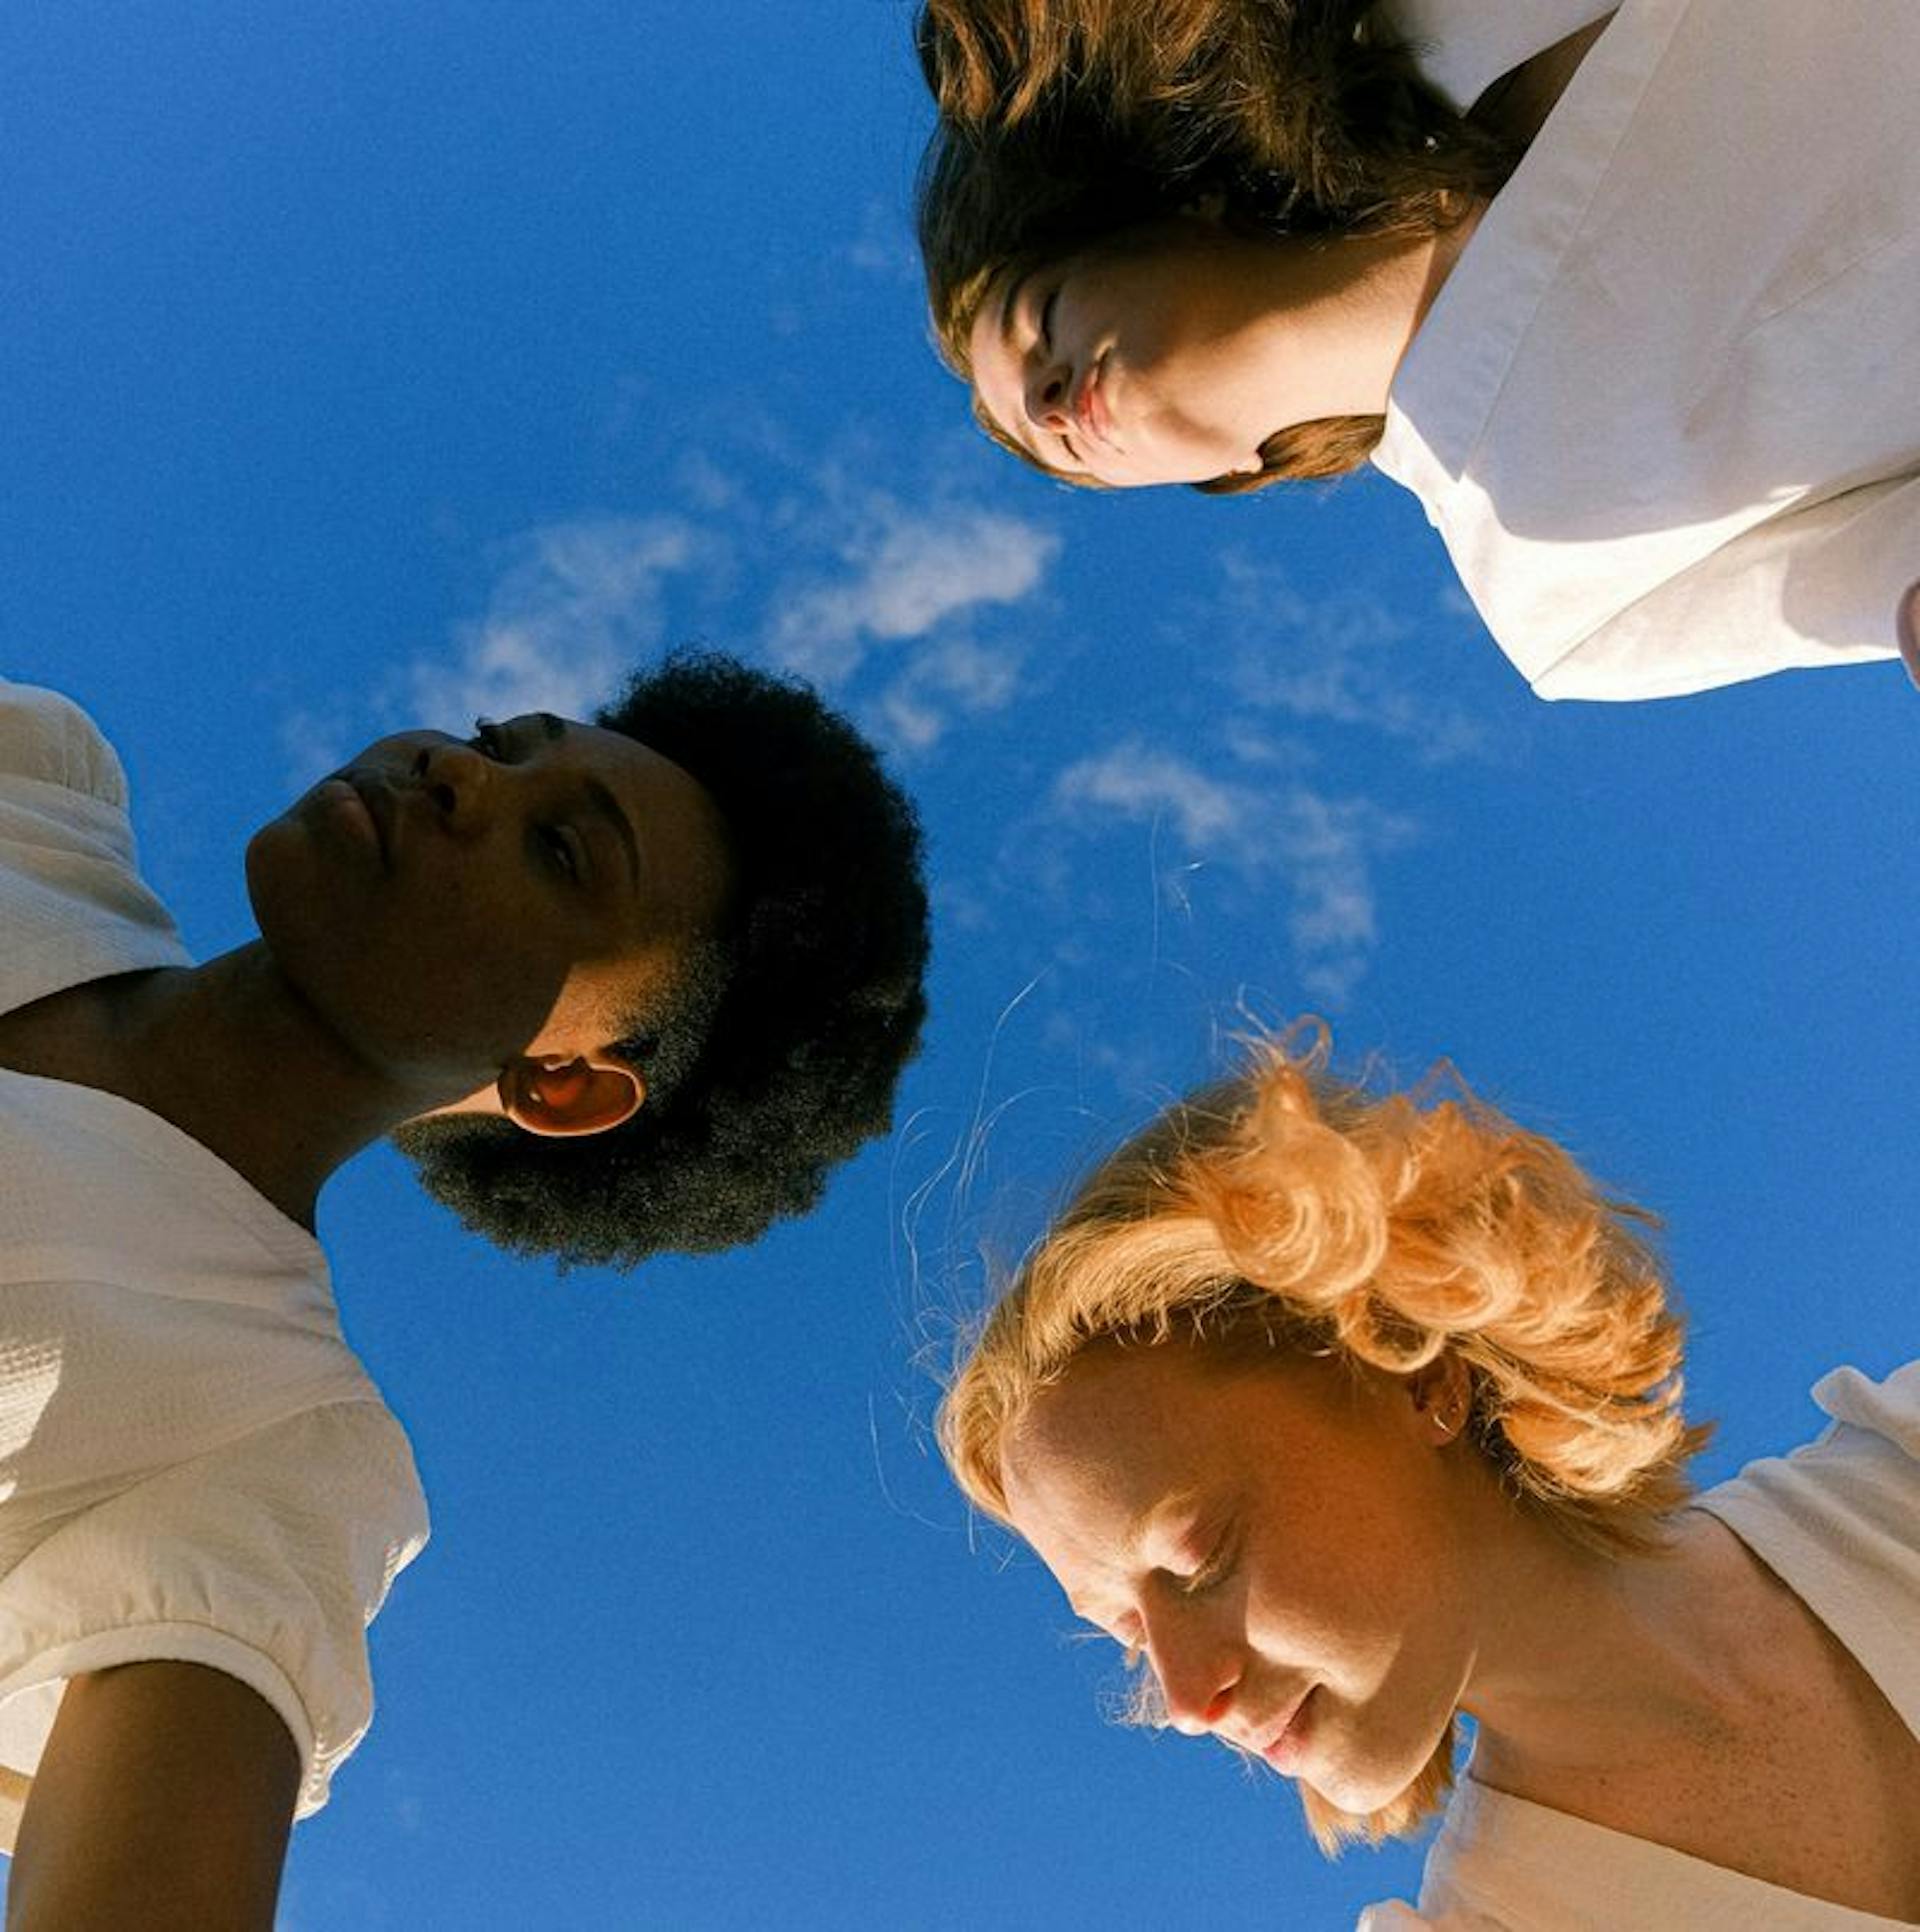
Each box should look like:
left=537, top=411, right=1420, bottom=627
left=1023, top=355, right=1075, bottom=434
left=1145, top=1614, right=1242, bottom=1736
left=411, top=738, right=494, bottom=833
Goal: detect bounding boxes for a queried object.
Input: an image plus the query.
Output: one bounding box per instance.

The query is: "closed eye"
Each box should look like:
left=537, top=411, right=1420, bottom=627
left=1175, top=1523, right=1240, bottom=1598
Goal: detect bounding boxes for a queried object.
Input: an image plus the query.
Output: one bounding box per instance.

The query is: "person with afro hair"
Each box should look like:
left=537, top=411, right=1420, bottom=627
left=393, top=649, right=931, bottom=1267
left=0, top=652, right=926, bottom=1926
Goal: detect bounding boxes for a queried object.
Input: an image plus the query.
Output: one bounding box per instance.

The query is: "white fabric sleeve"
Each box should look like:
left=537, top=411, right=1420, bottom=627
left=1529, top=475, right=1917, bottom=701
left=0, top=679, right=133, bottom=809
left=0, top=1400, right=428, bottom=1847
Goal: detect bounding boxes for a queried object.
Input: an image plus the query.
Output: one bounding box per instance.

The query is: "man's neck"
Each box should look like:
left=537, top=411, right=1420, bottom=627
left=0, top=948, right=449, bottom=1230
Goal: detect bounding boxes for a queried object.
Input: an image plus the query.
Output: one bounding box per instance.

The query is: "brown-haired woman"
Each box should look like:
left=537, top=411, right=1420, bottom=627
left=941, top=1029, right=1920, bottom=1926
left=917, top=0, right=1920, bottom=702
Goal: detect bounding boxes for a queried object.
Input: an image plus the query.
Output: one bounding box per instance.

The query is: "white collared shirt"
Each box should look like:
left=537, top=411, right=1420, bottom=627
left=1373, top=0, right=1917, bottom=700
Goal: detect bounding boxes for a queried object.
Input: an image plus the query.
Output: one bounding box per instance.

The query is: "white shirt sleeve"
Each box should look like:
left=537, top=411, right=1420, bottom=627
left=0, top=1400, right=428, bottom=1848
left=1529, top=475, right=1917, bottom=701
left=0, top=677, right=134, bottom=809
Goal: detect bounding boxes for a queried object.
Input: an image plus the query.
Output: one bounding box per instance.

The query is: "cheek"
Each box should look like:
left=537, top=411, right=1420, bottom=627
left=249, top=830, right=574, bottom=1074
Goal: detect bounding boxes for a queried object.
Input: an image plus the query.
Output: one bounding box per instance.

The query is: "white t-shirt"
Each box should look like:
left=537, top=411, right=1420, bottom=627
left=1361, top=1359, right=1920, bottom=1929
left=1372, top=0, right=1918, bottom=700
left=0, top=678, right=429, bottom=1848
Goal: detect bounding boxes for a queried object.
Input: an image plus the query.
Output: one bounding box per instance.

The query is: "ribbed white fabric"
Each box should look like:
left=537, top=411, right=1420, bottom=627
left=1373, top=0, right=1917, bottom=700
left=0, top=677, right=428, bottom=1848
left=1361, top=1361, right=1920, bottom=1929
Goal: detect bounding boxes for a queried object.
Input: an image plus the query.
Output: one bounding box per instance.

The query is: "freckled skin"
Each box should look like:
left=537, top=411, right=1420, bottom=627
left=1001, top=1343, right=1486, bottom=1813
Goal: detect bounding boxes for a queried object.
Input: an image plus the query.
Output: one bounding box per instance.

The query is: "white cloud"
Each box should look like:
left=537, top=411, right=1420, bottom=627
left=875, top=633, right=1027, bottom=752
left=841, top=198, right=920, bottom=281
left=401, top=516, right=707, bottom=728
left=768, top=503, right=1058, bottom=686
left=1047, top=739, right=1416, bottom=1004
left=1206, top=554, right=1488, bottom=763
left=1053, top=743, right=1258, bottom=856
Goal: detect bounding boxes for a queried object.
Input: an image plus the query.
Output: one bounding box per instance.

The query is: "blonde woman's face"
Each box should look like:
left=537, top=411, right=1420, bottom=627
left=966, top=218, right=1278, bottom=489
left=1000, top=1342, right=1482, bottom=1814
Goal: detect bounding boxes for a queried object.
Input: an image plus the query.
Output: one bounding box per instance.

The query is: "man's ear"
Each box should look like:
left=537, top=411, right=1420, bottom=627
left=497, top=1053, right=644, bottom=1138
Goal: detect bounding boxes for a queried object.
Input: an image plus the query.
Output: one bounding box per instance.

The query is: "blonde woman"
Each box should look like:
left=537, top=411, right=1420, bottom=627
left=940, top=1034, right=1920, bottom=1927
left=917, top=0, right=1920, bottom=701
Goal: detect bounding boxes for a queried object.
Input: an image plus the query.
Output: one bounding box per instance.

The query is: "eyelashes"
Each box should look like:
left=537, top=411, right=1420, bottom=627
left=468, top=717, right=584, bottom=884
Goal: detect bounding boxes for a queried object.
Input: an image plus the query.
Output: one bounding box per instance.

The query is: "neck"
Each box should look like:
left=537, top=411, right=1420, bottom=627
left=1245, top=207, right=1483, bottom=427
left=1456, top=1508, right=1756, bottom=1801
left=83, top=948, right=461, bottom=1230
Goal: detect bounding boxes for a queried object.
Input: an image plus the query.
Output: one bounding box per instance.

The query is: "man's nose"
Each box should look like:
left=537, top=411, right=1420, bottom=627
left=413, top=740, right=494, bottom=832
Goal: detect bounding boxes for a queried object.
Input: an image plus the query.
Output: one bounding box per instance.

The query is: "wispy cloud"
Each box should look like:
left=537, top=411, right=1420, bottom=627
left=402, top=516, right=707, bottom=727
left=1053, top=743, right=1259, bottom=857
left=841, top=197, right=920, bottom=281
left=761, top=494, right=1057, bottom=751
left=280, top=464, right=1057, bottom=777
left=1204, top=554, right=1489, bottom=763
left=279, top=516, right=715, bottom=780
left=768, top=502, right=1057, bottom=686
left=1047, top=739, right=1416, bottom=1003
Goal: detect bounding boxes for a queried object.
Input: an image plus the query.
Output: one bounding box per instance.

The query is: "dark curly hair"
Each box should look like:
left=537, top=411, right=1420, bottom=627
left=391, top=650, right=931, bottom=1269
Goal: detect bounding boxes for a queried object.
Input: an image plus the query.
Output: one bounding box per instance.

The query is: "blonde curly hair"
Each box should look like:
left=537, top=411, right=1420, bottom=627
left=939, top=1025, right=1705, bottom=1850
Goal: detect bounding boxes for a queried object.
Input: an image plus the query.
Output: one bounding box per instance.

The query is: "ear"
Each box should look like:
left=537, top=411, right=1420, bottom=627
left=497, top=1053, right=644, bottom=1139
left=1403, top=1352, right=1473, bottom=1447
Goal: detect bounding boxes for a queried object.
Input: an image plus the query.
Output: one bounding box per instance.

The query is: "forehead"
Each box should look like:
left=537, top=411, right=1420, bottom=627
left=529, top=713, right=734, bottom=933
left=1001, top=1347, right=1242, bottom=1579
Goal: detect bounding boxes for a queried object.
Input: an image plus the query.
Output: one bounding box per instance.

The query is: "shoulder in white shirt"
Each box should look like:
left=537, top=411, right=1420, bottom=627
left=1360, top=1359, right=1920, bottom=1930
left=0, top=676, right=428, bottom=1849
left=1372, top=0, right=1919, bottom=700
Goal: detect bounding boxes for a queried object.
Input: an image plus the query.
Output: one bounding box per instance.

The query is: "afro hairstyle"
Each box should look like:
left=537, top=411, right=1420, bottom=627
left=391, top=649, right=930, bottom=1268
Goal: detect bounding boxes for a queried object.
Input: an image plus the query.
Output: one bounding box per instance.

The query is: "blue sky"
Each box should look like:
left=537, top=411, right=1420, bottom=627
left=3, top=4, right=1915, bottom=1927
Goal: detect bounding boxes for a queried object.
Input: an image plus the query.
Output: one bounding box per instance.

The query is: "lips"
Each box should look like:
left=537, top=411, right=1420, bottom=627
left=319, top=770, right=395, bottom=872
left=348, top=774, right=397, bottom=871
left=1256, top=1688, right=1315, bottom=1775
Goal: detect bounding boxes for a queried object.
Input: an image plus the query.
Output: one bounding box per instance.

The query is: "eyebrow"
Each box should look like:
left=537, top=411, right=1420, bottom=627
left=1058, top=1488, right=1208, bottom=1625
left=535, top=715, right=642, bottom=897
left=583, top=775, right=642, bottom=897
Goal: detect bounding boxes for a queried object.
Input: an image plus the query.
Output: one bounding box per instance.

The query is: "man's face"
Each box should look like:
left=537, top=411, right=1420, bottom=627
left=246, top=711, right=732, bottom=1102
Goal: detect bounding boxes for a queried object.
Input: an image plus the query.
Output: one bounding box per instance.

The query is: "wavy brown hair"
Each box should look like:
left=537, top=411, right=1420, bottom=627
left=939, top=1026, right=1705, bottom=1850
left=915, top=0, right=1517, bottom=489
